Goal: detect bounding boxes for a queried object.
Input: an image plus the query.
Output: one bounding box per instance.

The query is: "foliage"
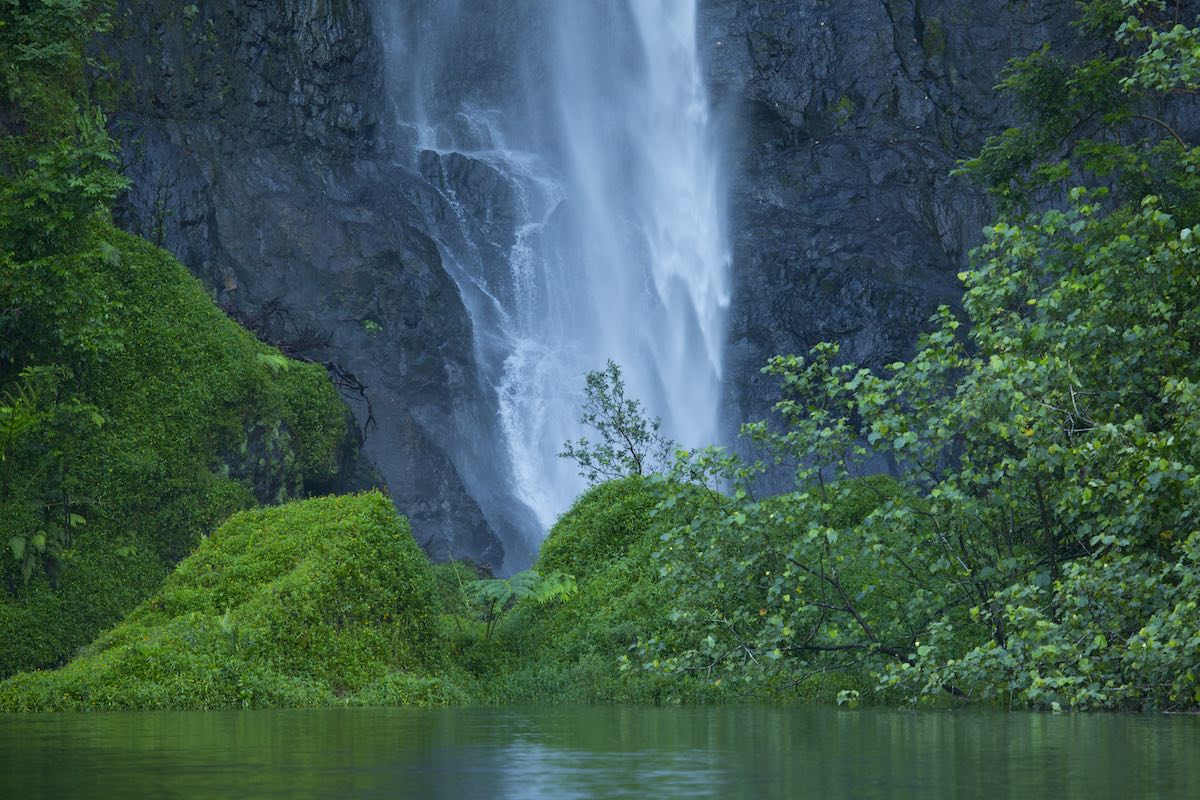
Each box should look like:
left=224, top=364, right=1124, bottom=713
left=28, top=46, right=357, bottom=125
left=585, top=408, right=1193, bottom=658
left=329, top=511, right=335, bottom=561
left=634, top=0, right=1200, bottom=712
left=0, top=366, right=98, bottom=584
left=0, top=0, right=348, bottom=677
left=469, top=476, right=696, bottom=704
left=0, top=108, right=127, bottom=263
left=465, top=569, right=576, bottom=640
left=461, top=475, right=860, bottom=705
left=559, top=360, right=674, bottom=483
left=0, top=493, right=453, bottom=711
left=0, top=228, right=348, bottom=677
left=1, top=1, right=126, bottom=366
left=884, top=533, right=1200, bottom=711
left=640, top=194, right=1200, bottom=710
left=536, top=476, right=665, bottom=580
left=959, top=0, right=1200, bottom=217
left=638, top=468, right=904, bottom=701
left=347, top=672, right=468, bottom=707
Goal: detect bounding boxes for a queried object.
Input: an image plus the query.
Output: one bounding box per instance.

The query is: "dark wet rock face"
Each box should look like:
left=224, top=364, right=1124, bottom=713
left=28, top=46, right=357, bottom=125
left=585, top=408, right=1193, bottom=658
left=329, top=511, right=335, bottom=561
left=106, top=0, right=1081, bottom=566
left=700, top=0, right=1076, bottom=425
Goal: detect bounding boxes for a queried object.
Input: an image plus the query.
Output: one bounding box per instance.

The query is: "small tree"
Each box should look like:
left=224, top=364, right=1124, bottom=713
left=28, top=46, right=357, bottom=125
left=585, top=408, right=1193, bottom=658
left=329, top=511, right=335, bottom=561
left=559, top=360, right=674, bottom=484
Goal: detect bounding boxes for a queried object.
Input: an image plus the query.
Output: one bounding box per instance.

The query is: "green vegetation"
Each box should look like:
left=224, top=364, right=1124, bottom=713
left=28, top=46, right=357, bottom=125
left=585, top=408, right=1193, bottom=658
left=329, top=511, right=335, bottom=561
left=629, top=0, right=1200, bottom=712
left=639, top=471, right=908, bottom=703
left=464, top=569, right=577, bottom=641
left=0, top=225, right=348, bottom=677
left=0, top=0, right=347, bottom=677
left=0, top=493, right=461, bottom=711
left=3, top=0, right=1199, bottom=715
left=0, top=474, right=899, bottom=710
left=559, top=360, right=674, bottom=484
left=464, top=477, right=693, bottom=704
left=423, top=475, right=891, bottom=707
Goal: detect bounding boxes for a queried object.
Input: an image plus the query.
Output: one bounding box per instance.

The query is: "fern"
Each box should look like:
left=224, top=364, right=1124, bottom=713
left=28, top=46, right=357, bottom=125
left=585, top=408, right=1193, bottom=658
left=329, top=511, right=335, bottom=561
left=465, top=569, right=576, bottom=640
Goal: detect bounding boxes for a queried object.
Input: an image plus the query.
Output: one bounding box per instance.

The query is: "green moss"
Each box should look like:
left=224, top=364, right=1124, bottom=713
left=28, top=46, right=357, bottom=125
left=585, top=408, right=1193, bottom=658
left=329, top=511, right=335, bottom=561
left=921, top=16, right=948, bottom=59
left=536, top=476, right=663, bottom=581
left=0, top=493, right=449, bottom=711
left=0, top=227, right=347, bottom=677
left=827, top=94, right=857, bottom=126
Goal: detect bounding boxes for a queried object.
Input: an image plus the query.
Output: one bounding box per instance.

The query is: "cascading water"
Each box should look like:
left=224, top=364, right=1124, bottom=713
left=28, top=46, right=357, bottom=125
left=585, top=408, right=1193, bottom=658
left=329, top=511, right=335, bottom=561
left=375, top=1, right=730, bottom=564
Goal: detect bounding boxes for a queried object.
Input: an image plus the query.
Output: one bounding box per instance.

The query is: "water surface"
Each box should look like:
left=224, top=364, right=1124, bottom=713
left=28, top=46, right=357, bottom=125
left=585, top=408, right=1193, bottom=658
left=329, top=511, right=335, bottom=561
left=2, top=705, right=1197, bottom=798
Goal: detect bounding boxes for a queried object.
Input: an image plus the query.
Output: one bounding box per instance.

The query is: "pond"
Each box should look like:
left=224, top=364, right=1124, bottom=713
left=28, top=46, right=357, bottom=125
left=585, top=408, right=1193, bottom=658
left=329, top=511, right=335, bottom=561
left=2, top=705, right=1197, bottom=798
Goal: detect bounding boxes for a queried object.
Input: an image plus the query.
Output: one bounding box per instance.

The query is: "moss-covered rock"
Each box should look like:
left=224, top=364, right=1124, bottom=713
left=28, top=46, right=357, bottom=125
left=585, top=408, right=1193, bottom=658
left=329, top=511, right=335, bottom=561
left=1, top=227, right=349, bottom=677
left=0, top=493, right=453, bottom=711
left=535, top=476, right=664, bottom=581
left=461, top=476, right=687, bottom=703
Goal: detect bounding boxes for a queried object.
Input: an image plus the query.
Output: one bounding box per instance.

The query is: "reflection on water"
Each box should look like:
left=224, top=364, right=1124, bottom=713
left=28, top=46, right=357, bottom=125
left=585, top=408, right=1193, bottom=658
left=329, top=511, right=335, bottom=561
left=2, top=705, right=1198, bottom=799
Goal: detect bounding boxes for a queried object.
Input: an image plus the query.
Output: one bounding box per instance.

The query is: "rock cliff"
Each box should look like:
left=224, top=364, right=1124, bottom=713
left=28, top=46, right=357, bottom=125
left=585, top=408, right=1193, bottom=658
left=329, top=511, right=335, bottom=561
left=700, top=0, right=1077, bottom=424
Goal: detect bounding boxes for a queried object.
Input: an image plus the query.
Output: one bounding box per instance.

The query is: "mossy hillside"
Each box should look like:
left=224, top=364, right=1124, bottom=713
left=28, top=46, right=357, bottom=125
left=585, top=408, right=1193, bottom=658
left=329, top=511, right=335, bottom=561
left=535, top=475, right=665, bottom=580
left=0, top=226, right=348, bottom=677
left=0, top=493, right=458, bottom=711
left=80, top=229, right=347, bottom=558
left=454, top=477, right=721, bottom=704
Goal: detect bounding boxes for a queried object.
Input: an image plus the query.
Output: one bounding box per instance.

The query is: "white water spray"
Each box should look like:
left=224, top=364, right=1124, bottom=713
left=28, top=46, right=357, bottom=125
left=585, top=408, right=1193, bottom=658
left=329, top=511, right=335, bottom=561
left=378, top=1, right=730, bottom=551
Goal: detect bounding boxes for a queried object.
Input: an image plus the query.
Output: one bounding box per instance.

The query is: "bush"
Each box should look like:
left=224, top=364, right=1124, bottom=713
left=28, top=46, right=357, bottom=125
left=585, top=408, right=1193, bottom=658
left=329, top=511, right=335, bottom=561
left=638, top=469, right=907, bottom=702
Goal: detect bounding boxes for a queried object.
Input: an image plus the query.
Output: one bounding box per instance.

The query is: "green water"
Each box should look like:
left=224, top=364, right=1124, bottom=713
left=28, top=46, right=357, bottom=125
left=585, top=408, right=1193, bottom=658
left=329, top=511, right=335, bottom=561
left=2, top=706, right=1197, bottom=798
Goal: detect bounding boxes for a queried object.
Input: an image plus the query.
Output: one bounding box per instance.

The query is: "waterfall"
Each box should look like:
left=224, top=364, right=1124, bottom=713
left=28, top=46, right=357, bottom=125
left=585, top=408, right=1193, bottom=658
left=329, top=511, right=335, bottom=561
left=376, top=1, right=730, bottom=560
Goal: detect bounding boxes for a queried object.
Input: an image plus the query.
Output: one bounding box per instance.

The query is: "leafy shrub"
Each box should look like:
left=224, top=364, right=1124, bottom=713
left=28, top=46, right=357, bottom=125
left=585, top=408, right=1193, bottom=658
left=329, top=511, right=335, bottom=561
left=639, top=470, right=905, bottom=702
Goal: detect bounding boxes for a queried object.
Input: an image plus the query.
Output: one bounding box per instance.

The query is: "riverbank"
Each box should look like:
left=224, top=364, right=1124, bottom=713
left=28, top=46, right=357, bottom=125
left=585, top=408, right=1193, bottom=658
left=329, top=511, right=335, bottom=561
left=0, top=480, right=883, bottom=712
